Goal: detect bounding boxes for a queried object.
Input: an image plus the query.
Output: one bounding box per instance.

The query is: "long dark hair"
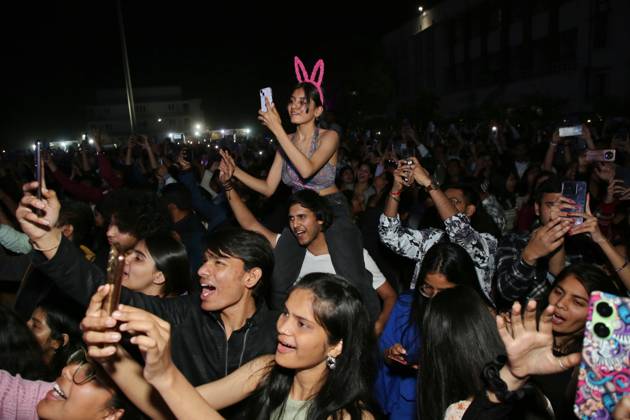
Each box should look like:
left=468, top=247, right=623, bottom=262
left=419, top=286, right=505, bottom=420
left=0, top=304, right=50, bottom=380
left=409, top=242, right=488, bottom=333
left=244, top=273, right=376, bottom=420
left=144, top=233, right=192, bottom=296
left=36, top=293, right=83, bottom=377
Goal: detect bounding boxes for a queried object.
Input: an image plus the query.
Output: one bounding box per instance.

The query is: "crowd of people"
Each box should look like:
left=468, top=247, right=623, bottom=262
left=0, top=70, right=629, bottom=419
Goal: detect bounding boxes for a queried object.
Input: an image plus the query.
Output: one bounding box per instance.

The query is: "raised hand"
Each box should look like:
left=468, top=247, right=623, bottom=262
left=81, top=285, right=121, bottom=361
left=497, top=300, right=581, bottom=379
left=409, top=157, right=432, bottom=187
left=568, top=195, right=605, bottom=243
left=257, top=97, right=282, bottom=134
left=522, top=218, right=573, bottom=265
left=218, top=149, right=235, bottom=183
left=16, top=181, right=61, bottom=242
left=113, top=305, right=174, bottom=385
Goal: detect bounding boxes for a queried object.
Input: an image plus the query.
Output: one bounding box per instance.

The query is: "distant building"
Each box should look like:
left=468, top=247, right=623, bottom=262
left=86, top=86, right=203, bottom=138
left=383, top=0, right=630, bottom=114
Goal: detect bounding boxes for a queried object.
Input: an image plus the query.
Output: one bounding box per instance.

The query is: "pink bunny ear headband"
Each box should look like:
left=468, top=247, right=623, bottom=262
left=294, top=56, right=325, bottom=105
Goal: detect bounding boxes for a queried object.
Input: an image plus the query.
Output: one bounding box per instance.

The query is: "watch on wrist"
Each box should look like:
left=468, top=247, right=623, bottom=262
left=424, top=182, right=439, bottom=192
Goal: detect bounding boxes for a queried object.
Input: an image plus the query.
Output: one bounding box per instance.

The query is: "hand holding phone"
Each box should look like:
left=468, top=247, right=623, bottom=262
left=561, top=181, right=587, bottom=225
left=104, top=249, right=125, bottom=315
left=260, top=87, right=273, bottom=112
left=574, top=292, right=630, bottom=419
left=34, top=141, right=44, bottom=217
left=586, top=149, right=616, bottom=163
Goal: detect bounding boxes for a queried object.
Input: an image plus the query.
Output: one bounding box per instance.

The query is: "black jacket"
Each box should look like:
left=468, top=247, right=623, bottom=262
left=32, top=236, right=279, bottom=386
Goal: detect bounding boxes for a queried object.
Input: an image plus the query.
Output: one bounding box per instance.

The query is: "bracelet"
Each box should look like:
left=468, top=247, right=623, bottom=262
left=389, top=193, right=400, bottom=202
left=390, top=190, right=402, bottom=197
left=615, top=258, right=629, bottom=273
left=482, top=355, right=528, bottom=403
left=424, top=182, right=438, bottom=193
left=29, top=239, right=60, bottom=253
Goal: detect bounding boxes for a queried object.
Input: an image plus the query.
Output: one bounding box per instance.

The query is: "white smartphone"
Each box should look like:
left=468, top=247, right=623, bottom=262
left=260, top=87, right=273, bottom=112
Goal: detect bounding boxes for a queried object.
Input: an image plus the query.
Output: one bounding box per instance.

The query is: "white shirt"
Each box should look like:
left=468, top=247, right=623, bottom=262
left=276, top=235, right=386, bottom=290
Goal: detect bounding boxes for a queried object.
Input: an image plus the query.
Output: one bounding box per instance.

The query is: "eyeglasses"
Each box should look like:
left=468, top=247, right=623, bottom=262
left=66, top=348, right=98, bottom=385
left=418, top=282, right=451, bottom=298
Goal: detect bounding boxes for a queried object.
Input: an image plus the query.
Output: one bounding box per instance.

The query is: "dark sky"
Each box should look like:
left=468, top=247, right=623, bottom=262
left=2, top=0, right=418, bottom=149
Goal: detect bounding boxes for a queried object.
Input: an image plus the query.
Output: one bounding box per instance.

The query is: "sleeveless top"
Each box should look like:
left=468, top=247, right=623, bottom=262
left=281, top=128, right=337, bottom=192
left=270, top=397, right=313, bottom=420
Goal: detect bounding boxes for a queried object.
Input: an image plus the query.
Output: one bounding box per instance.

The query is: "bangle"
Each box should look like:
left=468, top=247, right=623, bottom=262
left=389, top=193, right=400, bottom=202
left=390, top=190, right=402, bottom=197
left=615, top=258, right=629, bottom=273
left=482, top=355, right=528, bottom=403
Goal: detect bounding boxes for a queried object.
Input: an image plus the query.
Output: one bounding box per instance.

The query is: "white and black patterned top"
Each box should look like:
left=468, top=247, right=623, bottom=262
left=378, top=213, right=497, bottom=300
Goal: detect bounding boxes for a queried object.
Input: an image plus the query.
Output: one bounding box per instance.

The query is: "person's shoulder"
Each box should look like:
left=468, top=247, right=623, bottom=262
left=318, top=128, right=339, bottom=141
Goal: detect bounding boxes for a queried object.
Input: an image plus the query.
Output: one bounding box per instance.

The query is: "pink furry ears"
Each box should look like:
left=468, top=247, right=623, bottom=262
left=294, top=56, right=325, bottom=105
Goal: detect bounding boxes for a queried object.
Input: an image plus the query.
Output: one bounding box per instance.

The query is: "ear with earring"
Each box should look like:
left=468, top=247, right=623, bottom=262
left=326, top=355, right=336, bottom=370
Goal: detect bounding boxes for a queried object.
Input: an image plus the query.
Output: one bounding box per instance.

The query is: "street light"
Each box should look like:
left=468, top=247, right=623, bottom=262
left=418, top=5, right=423, bottom=12
left=195, top=123, right=202, bottom=130
left=157, top=117, right=163, bottom=123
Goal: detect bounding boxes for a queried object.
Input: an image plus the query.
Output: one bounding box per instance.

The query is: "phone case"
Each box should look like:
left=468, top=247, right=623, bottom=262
left=586, top=149, right=616, bottom=162
left=573, top=291, right=630, bottom=419
left=260, top=87, right=273, bottom=112
left=561, top=181, right=587, bottom=225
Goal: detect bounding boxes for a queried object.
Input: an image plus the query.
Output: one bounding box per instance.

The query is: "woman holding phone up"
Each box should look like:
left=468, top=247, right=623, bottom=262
left=220, top=57, right=348, bottom=218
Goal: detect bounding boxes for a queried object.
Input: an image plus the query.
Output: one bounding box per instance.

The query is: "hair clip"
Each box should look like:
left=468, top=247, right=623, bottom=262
left=294, top=56, right=325, bottom=105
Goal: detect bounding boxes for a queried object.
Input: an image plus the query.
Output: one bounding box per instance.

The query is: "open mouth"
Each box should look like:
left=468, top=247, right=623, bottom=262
left=47, top=383, right=67, bottom=400
left=200, top=283, right=217, bottom=299
left=551, top=312, right=566, bottom=325
left=277, top=338, right=296, bottom=353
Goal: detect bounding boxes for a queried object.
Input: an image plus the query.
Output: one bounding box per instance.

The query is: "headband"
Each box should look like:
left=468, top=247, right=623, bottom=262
left=294, top=56, right=325, bottom=105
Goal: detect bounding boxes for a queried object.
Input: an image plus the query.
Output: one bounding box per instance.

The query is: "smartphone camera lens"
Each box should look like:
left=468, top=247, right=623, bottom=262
left=596, top=301, right=613, bottom=318
left=604, top=151, right=614, bottom=160
left=593, top=322, right=610, bottom=339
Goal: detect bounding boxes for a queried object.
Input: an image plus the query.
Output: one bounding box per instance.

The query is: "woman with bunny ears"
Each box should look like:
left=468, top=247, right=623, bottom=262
left=220, top=56, right=349, bottom=218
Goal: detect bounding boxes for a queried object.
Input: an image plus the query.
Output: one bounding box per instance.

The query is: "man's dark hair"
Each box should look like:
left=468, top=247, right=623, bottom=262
left=205, top=228, right=274, bottom=301
left=161, top=183, right=193, bottom=212
left=287, top=189, right=333, bottom=231
left=57, top=199, right=95, bottom=246
left=534, top=175, right=562, bottom=204
left=442, top=182, right=480, bottom=207
left=107, top=189, right=170, bottom=239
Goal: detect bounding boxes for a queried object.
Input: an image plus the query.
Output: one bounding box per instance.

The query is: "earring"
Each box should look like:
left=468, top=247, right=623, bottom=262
left=326, top=355, right=336, bottom=370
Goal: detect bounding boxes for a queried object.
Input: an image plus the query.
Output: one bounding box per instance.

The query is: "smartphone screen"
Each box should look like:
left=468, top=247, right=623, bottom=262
left=561, top=181, right=587, bottom=225
left=559, top=125, right=583, bottom=137
left=260, top=87, right=273, bottom=112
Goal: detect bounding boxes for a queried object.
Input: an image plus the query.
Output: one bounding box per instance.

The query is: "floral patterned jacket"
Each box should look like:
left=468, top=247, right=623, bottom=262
left=378, top=212, right=497, bottom=301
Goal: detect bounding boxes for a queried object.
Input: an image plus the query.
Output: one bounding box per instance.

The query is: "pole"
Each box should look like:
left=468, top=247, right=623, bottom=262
left=116, top=0, right=136, bottom=133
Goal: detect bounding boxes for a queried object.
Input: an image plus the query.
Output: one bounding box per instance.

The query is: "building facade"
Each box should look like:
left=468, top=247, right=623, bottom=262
left=86, top=86, right=203, bottom=138
left=383, top=0, right=630, bottom=115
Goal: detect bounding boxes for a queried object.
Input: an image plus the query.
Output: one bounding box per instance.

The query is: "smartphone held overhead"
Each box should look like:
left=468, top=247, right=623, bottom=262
left=585, top=149, right=616, bottom=162
left=561, top=181, right=587, bottom=225
left=260, top=87, right=273, bottom=112
left=559, top=125, right=583, bottom=137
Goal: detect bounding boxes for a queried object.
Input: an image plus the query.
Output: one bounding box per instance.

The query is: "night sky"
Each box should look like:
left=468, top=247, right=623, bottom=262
left=2, top=0, right=419, bottom=149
